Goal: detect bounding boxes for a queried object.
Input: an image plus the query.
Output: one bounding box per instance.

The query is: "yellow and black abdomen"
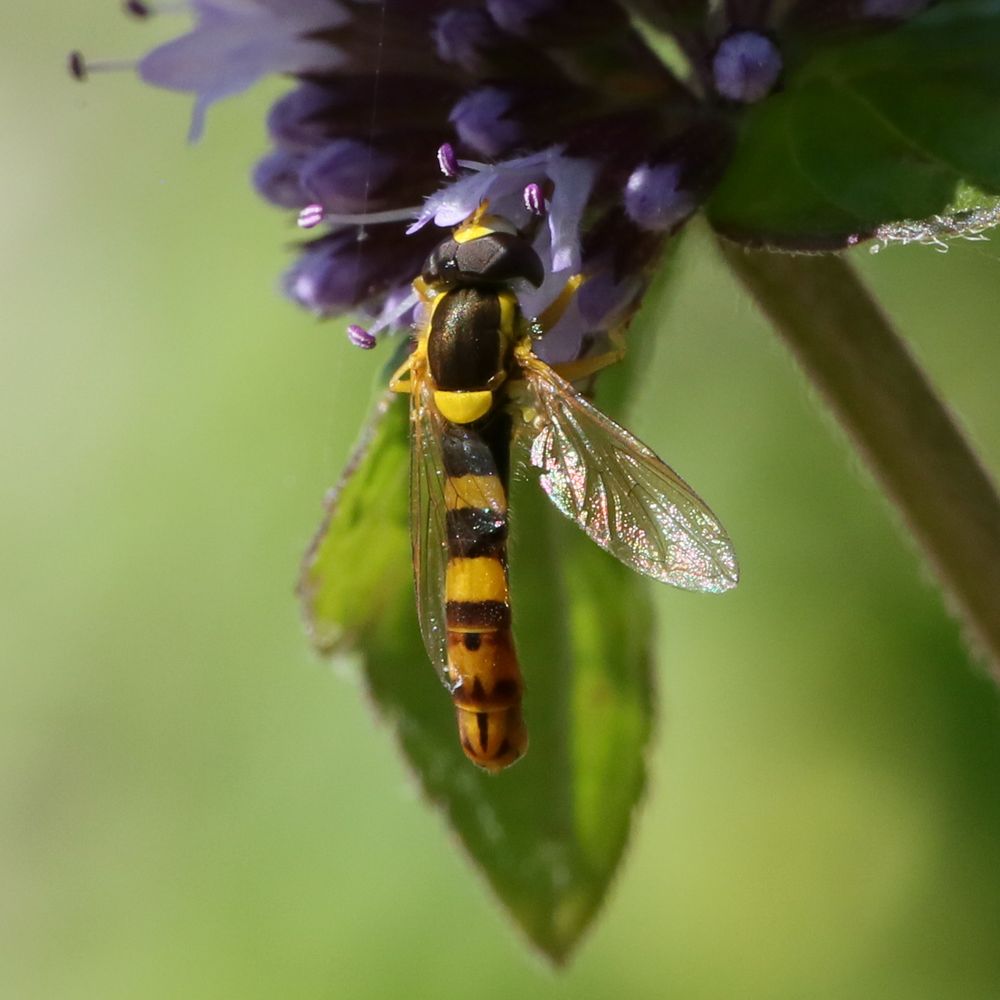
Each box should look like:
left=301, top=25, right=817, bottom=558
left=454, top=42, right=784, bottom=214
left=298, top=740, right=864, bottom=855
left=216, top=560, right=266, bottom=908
left=428, top=286, right=526, bottom=771
left=440, top=416, right=526, bottom=772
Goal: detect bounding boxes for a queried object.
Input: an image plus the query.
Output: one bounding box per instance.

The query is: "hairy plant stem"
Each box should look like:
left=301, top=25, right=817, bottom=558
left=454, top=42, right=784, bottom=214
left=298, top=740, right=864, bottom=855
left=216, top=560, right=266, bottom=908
left=720, top=241, right=1000, bottom=681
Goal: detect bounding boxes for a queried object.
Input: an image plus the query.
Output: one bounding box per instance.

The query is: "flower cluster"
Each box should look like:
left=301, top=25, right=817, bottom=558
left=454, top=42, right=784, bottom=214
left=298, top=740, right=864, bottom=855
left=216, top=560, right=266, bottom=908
left=75, top=0, right=929, bottom=357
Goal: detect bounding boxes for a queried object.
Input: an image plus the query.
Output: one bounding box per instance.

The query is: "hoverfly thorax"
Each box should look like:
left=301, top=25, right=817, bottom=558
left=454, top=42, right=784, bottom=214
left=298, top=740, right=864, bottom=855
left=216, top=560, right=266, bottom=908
left=423, top=225, right=542, bottom=426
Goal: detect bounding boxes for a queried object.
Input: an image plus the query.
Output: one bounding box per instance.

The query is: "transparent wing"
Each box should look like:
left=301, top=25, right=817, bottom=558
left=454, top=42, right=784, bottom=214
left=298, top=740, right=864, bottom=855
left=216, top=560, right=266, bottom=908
left=518, top=351, right=739, bottom=592
left=410, top=374, right=452, bottom=685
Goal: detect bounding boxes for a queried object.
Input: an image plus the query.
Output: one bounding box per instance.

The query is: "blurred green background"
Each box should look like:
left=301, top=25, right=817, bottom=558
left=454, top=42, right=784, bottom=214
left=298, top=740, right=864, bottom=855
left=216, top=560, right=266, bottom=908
left=4, top=7, right=1000, bottom=999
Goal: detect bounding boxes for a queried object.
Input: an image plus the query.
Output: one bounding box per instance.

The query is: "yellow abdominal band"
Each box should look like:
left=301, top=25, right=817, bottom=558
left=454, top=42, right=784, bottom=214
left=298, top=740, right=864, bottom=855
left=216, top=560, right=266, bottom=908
left=446, top=557, right=508, bottom=604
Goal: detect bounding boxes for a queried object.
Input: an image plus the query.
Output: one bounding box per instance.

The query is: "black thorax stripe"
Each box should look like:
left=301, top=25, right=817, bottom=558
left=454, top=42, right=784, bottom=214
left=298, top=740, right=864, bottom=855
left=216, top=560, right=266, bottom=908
left=427, top=287, right=502, bottom=391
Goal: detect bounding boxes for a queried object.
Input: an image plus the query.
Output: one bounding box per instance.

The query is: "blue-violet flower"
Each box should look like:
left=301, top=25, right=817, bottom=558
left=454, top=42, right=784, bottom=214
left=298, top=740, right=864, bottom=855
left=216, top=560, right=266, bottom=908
left=73, top=0, right=932, bottom=357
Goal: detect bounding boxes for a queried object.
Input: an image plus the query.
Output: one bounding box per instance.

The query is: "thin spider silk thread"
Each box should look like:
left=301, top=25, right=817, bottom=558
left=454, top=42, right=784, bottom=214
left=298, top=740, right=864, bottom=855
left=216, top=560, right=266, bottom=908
left=352, top=0, right=389, bottom=267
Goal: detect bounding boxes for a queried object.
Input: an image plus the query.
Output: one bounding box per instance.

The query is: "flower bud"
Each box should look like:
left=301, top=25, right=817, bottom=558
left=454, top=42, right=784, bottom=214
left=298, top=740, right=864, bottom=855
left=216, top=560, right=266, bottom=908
left=624, top=162, right=697, bottom=232
left=450, top=87, right=524, bottom=158
left=252, top=150, right=309, bottom=209
left=284, top=227, right=433, bottom=316
left=712, top=31, right=783, bottom=103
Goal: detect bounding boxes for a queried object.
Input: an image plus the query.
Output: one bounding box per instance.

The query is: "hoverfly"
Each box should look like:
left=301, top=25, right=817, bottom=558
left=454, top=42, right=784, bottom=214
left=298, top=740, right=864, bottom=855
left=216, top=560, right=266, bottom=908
left=389, top=204, right=738, bottom=772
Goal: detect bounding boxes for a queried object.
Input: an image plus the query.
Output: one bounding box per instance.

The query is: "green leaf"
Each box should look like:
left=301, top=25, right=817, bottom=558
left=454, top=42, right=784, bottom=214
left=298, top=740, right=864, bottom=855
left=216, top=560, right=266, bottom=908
left=299, top=367, right=656, bottom=963
left=707, top=0, right=1000, bottom=248
left=298, top=390, right=411, bottom=654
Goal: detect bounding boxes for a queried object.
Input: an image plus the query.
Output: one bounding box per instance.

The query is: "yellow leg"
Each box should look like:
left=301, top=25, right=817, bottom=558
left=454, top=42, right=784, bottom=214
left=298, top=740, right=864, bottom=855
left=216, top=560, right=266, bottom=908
left=388, top=355, right=414, bottom=394
left=550, top=324, right=627, bottom=382
left=550, top=345, right=625, bottom=382
left=535, top=274, right=584, bottom=332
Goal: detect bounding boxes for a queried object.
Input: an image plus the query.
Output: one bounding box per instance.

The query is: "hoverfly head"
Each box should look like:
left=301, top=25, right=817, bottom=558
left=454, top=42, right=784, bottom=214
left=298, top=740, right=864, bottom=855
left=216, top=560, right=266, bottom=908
left=421, top=229, right=544, bottom=291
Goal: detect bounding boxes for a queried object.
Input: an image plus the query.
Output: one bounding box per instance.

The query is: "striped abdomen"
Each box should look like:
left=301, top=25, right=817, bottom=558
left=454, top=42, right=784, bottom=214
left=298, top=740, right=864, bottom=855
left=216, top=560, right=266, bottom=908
left=440, top=413, right=526, bottom=772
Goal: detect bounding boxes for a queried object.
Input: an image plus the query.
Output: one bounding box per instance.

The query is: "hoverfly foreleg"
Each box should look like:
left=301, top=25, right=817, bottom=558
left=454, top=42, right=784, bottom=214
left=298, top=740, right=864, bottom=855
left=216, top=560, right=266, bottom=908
left=524, top=274, right=626, bottom=383
left=388, top=355, right=415, bottom=394
left=548, top=335, right=626, bottom=382
left=533, top=274, right=584, bottom=333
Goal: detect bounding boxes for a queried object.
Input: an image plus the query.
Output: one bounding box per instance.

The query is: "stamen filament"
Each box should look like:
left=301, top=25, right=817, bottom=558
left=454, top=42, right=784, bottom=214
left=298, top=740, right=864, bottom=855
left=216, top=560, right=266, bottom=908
left=67, top=51, right=137, bottom=80
left=318, top=206, right=422, bottom=226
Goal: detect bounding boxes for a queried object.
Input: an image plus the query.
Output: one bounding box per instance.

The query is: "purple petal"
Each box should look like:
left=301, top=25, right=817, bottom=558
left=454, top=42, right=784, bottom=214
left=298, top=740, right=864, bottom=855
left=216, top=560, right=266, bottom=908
left=450, top=86, right=523, bottom=158
left=543, top=154, right=597, bottom=273
left=139, top=0, right=348, bottom=140
left=433, top=8, right=500, bottom=73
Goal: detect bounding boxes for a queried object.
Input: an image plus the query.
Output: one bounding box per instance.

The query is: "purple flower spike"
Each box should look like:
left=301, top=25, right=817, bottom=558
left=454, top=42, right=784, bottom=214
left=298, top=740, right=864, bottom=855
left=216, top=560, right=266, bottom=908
left=623, top=162, right=697, bottom=232
left=712, top=31, right=782, bottom=104
left=297, top=203, right=325, bottom=229
left=347, top=324, right=377, bottom=350
left=523, top=182, right=546, bottom=216
left=437, top=142, right=460, bottom=179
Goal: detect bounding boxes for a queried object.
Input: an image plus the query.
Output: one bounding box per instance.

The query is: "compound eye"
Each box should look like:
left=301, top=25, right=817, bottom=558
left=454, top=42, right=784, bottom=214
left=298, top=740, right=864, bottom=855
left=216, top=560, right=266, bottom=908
left=421, top=238, right=463, bottom=287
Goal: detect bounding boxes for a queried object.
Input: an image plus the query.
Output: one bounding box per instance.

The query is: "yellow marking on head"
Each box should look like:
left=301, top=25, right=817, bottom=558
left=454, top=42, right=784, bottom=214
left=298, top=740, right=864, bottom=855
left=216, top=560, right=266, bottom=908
left=453, top=223, right=493, bottom=244
left=434, top=389, right=493, bottom=424
left=452, top=200, right=519, bottom=244
left=444, top=474, right=507, bottom=513
left=446, top=557, right=508, bottom=604
left=452, top=200, right=493, bottom=242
